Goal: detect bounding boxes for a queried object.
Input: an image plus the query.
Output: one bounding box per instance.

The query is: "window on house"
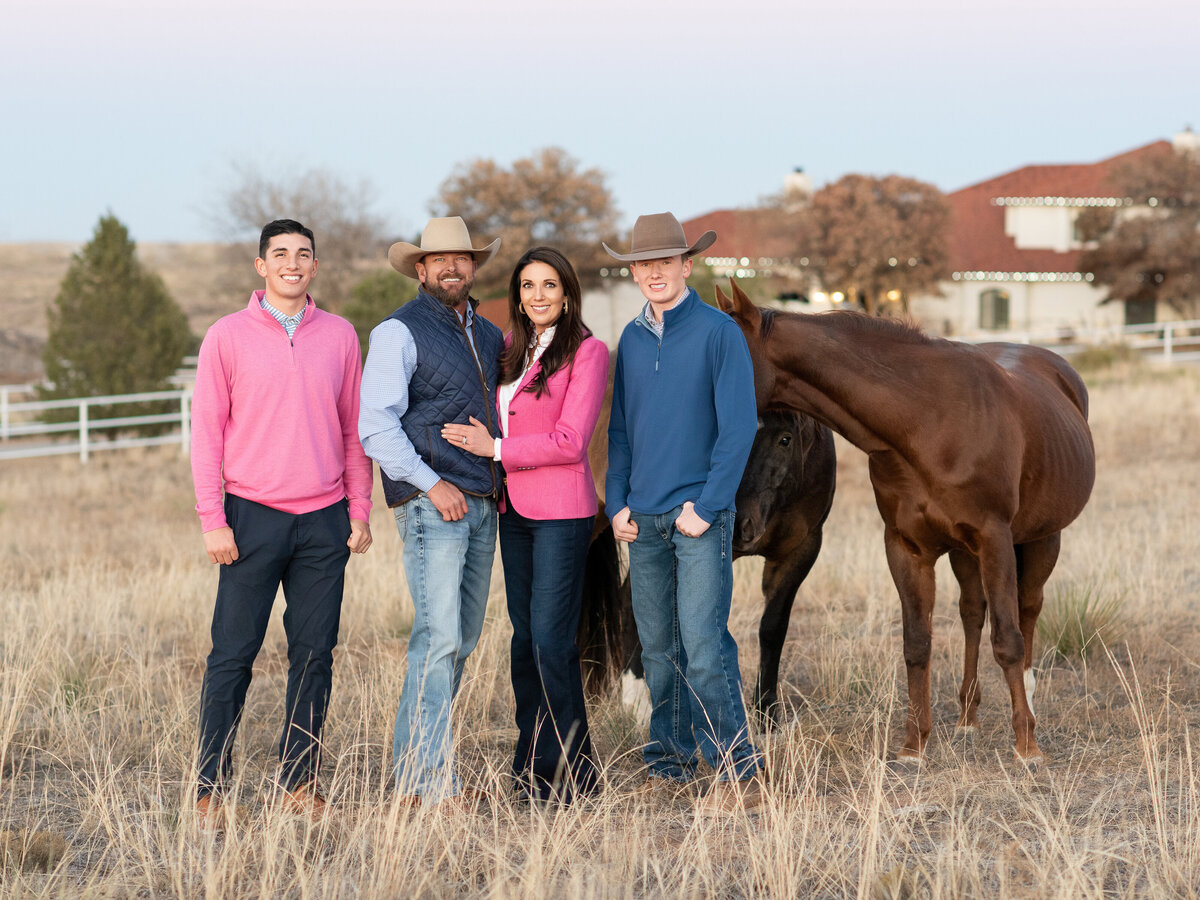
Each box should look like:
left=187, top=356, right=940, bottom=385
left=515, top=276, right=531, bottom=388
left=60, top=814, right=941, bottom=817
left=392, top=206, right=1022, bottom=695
left=979, top=289, right=1010, bottom=330
left=1125, top=298, right=1156, bottom=326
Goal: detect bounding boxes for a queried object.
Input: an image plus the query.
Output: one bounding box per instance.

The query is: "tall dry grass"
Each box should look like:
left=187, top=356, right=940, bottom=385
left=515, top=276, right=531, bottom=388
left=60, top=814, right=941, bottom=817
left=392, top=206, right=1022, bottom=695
left=2, top=364, right=1199, bottom=897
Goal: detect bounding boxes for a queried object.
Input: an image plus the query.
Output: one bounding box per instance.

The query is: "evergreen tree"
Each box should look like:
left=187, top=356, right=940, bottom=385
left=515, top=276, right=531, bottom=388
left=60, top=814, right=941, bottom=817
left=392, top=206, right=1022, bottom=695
left=40, top=214, right=194, bottom=428
left=341, top=268, right=416, bottom=361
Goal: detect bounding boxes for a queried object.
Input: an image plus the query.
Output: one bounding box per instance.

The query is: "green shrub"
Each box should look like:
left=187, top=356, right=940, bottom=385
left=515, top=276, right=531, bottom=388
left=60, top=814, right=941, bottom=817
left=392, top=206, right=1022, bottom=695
left=1037, top=581, right=1126, bottom=660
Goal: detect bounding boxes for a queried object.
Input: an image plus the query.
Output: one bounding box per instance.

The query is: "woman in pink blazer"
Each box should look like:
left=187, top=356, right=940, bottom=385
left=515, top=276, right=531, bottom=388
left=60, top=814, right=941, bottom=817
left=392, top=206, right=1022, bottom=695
left=441, top=246, right=608, bottom=803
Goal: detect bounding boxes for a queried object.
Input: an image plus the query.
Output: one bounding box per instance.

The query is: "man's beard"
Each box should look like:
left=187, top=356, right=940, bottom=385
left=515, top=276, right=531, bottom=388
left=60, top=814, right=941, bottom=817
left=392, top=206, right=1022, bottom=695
left=424, top=276, right=474, bottom=308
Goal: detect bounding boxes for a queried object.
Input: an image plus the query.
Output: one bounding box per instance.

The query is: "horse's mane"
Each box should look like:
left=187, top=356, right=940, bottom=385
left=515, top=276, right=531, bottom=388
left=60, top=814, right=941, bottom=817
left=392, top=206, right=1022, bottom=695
left=769, top=307, right=935, bottom=346
left=760, top=307, right=779, bottom=339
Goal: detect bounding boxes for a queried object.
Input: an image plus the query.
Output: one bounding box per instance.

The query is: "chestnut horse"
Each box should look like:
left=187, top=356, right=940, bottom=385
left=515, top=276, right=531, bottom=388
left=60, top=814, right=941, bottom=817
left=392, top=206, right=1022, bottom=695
left=715, top=282, right=1095, bottom=762
left=576, top=353, right=836, bottom=727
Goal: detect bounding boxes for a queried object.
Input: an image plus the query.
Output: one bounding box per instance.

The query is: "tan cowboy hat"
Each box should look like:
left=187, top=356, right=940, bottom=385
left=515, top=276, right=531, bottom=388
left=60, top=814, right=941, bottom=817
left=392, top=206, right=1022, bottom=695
left=602, top=212, right=717, bottom=262
left=388, top=216, right=501, bottom=279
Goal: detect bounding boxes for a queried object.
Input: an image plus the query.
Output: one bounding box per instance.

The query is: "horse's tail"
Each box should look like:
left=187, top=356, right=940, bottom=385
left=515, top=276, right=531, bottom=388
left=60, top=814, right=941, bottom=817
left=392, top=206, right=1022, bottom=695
left=577, top=519, right=626, bottom=697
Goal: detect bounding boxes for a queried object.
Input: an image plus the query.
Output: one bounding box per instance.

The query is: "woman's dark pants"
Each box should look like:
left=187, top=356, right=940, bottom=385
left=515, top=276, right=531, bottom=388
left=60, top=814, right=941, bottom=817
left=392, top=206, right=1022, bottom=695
left=499, top=507, right=598, bottom=802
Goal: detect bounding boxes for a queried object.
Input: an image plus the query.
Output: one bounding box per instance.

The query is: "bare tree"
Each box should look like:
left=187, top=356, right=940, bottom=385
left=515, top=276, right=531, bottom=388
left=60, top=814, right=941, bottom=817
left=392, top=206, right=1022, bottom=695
left=432, top=147, right=620, bottom=299
left=208, top=163, right=387, bottom=308
left=800, top=174, right=951, bottom=315
left=1077, top=143, right=1200, bottom=320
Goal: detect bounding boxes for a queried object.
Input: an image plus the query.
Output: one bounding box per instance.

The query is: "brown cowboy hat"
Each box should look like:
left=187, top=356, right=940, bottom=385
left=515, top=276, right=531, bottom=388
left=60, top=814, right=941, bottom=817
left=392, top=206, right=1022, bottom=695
left=388, top=216, right=501, bottom=279
left=602, top=212, right=717, bottom=262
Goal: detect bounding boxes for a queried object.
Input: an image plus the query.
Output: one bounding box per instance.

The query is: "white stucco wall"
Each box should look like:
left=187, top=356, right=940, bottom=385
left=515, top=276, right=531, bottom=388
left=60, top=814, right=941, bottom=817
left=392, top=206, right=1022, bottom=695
left=1004, top=206, right=1079, bottom=253
left=581, top=281, right=647, bottom=348
left=909, top=280, right=1130, bottom=338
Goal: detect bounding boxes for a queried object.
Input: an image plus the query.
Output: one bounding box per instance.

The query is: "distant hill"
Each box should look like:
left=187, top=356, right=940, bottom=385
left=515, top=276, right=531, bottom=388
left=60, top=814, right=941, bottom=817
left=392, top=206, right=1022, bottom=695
left=0, top=242, right=392, bottom=382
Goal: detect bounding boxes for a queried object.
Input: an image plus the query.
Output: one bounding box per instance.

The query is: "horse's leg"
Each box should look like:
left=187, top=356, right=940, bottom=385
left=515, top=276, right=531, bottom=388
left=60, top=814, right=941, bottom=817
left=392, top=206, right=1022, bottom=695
left=977, top=525, right=1040, bottom=761
left=577, top=520, right=627, bottom=697
left=1014, top=533, right=1061, bottom=718
left=754, top=530, right=823, bottom=730
left=883, top=528, right=937, bottom=760
left=619, top=575, right=642, bottom=677
left=948, top=549, right=986, bottom=732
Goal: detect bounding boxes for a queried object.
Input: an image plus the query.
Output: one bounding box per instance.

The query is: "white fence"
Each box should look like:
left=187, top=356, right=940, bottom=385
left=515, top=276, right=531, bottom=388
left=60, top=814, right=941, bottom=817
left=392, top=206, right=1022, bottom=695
left=963, top=318, right=1200, bottom=364
left=0, top=386, right=192, bottom=462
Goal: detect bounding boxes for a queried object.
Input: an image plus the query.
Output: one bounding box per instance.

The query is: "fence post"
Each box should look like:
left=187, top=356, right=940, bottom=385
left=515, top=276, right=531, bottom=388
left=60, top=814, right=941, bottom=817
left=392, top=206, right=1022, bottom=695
left=79, top=400, right=89, bottom=463
left=1164, top=325, right=1174, bottom=365
left=181, top=390, right=190, bottom=456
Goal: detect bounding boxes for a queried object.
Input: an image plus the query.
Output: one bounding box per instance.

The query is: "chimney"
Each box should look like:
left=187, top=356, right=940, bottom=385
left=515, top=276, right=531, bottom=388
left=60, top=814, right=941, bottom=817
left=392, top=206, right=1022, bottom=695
left=783, top=167, right=812, bottom=210
left=1173, top=125, right=1199, bottom=158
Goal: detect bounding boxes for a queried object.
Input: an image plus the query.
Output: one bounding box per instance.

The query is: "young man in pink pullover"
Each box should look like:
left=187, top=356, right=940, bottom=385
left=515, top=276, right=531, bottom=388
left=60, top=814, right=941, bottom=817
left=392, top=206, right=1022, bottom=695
left=190, top=219, right=373, bottom=823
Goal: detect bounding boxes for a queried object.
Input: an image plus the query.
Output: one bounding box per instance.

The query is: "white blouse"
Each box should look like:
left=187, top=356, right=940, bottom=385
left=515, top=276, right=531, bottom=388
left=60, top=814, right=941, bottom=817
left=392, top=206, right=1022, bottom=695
left=495, top=326, right=556, bottom=458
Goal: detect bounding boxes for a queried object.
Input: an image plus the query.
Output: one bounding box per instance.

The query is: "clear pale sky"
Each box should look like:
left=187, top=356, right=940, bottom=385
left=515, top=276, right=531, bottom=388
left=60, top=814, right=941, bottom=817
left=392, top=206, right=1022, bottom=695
left=2, top=0, right=1196, bottom=243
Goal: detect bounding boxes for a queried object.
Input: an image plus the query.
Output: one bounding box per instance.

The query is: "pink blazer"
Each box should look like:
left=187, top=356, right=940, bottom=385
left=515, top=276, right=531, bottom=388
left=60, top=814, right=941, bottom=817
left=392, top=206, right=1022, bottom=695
left=500, top=336, right=609, bottom=520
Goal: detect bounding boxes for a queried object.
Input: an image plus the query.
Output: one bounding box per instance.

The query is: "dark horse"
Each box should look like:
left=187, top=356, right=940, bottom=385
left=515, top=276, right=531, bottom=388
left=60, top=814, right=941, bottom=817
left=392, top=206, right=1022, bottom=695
left=733, top=409, right=836, bottom=723
left=577, top=352, right=836, bottom=727
left=715, top=282, right=1095, bottom=762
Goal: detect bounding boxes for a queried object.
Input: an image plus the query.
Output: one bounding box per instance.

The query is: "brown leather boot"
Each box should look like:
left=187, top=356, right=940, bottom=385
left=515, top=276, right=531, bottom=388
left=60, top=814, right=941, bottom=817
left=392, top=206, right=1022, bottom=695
left=281, top=783, right=327, bottom=817
left=695, top=774, right=765, bottom=816
left=196, top=793, right=223, bottom=830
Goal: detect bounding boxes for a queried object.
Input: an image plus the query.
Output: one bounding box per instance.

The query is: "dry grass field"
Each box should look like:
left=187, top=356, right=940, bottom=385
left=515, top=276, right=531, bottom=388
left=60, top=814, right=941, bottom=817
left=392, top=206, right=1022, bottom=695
left=1, top=361, right=1199, bottom=898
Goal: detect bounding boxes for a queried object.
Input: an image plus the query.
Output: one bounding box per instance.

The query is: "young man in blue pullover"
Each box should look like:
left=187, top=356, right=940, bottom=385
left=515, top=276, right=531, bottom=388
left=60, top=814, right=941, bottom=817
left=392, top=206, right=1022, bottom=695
left=604, top=213, right=764, bottom=814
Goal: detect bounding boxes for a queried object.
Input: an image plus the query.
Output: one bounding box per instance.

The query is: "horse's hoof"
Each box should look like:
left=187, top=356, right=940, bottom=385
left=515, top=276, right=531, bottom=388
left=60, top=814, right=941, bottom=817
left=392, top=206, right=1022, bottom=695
left=1014, top=752, right=1045, bottom=772
left=887, top=754, right=923, bottom=775
left=753, top=705, right=783, bottom=734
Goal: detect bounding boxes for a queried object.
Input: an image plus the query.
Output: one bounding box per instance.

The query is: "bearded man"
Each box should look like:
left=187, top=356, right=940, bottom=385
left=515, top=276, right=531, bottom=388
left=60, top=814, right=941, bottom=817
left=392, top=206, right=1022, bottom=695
left=358, top=217, right=503, bottom=808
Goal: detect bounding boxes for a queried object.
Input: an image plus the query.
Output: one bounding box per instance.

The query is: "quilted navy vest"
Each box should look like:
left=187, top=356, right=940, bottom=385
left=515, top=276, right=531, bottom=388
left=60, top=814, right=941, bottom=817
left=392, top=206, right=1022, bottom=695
left=381, top=290, right=503, bottom=506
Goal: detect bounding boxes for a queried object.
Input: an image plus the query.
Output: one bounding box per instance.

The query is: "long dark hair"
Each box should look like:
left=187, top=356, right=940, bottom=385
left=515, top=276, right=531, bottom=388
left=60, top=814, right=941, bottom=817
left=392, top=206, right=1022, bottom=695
left=500, top=246, right=587, bottom=397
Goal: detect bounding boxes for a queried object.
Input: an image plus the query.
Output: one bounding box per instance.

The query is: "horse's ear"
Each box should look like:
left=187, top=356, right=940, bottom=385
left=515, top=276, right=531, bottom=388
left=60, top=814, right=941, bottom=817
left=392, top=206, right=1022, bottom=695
left=725, top=279, right=761, bottom=327
left=714, top=282, right=732, bottom=313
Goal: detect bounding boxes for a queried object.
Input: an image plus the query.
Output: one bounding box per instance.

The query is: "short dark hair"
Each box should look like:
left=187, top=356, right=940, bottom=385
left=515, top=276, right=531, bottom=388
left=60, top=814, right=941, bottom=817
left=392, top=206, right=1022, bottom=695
left=258, top=219, right=316, bottom=259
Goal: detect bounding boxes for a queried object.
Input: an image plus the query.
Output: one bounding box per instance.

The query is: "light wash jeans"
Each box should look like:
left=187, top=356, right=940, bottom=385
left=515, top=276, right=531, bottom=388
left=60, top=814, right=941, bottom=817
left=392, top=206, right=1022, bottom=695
left=628, top=505, right=761, bottom=782
left=392, top=492, right=497, bottom=801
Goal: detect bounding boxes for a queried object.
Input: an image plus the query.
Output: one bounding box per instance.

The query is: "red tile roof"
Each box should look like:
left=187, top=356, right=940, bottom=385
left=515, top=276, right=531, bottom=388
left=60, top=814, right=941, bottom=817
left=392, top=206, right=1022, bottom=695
left=946, top=140, right=1171, bottom=273
left=681, top=208, right=802, bottom=262
left=476, top=297, right=510, bottom=332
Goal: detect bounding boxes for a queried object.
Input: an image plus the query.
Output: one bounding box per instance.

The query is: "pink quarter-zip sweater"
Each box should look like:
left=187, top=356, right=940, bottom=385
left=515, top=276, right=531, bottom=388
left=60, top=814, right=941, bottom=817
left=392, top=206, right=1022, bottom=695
left=191, top=291, right=373, bottom=533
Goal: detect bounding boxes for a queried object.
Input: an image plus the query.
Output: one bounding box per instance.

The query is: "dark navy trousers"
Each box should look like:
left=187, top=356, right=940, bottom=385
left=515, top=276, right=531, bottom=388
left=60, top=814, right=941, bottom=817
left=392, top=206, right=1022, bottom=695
left=197, top=494, right=351, bottom=797
left=499, top=508, right=598, bottom=802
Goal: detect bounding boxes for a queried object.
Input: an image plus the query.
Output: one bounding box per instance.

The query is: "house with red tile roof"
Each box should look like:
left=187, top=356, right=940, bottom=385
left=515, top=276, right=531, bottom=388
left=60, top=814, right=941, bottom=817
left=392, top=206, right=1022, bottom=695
left=908, top=137, right=1185, bottom=337
left=678, top=132, right=1196, bottom=338
left=682, top=194, right=813, bottom=299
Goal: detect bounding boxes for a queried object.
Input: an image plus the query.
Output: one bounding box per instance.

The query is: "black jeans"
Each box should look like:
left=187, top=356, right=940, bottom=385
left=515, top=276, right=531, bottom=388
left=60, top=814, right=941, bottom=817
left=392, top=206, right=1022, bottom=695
left=197, top=494, right=351, bottom=797
left=499, top=507, right=598, bottom=802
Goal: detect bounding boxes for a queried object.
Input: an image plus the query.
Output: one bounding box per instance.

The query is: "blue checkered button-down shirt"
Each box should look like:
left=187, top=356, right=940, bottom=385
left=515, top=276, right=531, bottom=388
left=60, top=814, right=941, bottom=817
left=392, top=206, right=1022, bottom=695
left=359, top=302, right=484, bottom=492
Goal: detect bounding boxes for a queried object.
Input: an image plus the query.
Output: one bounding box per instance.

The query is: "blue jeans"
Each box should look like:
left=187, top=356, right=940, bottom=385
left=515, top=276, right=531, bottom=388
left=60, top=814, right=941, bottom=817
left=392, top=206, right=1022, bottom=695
left=392, top=492, right=497, bottom=801
left=628, top=505, right=761, bottom=782
left=499, top=508, right=598, bottom=802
